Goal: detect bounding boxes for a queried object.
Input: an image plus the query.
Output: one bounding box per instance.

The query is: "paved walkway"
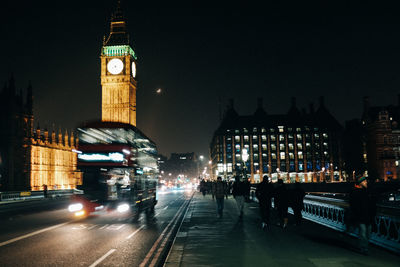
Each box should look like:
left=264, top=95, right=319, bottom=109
left=164, top=192, right=400, bottom=267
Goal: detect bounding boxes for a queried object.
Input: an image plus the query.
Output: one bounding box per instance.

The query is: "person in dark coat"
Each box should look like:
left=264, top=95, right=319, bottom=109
left=274, top=179, right=289, bottom=228
left=243, top=178, right=251, bottom=202
left=200, top=179, right=207, bottom=197
left=232, top=175, right=246, bottom=218
left=291, top=182, right=306, bottom=226
left=212, top=176, right=228, bottom=218
left=256, top=175, right=274, bottom=229
left=349, top=176, right=377, bottom=255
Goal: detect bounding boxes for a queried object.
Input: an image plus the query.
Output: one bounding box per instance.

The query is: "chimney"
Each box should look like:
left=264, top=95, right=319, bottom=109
left=44, top=128, right=49, bottom=143
left=64, top=129, right=69, bottom=147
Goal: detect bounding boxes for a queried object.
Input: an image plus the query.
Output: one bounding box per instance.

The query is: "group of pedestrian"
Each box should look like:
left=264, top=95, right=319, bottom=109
left=255, top=175, right=305, bottom=229
left=207, top=173, right=377, bottom=256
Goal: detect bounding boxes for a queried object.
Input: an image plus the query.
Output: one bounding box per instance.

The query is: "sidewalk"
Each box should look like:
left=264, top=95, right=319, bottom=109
left=164, top=192, right=400, bottom=267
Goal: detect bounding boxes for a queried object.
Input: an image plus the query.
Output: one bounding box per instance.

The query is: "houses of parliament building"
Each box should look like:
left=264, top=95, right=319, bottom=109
left=0, top=76, right=82, bottom=191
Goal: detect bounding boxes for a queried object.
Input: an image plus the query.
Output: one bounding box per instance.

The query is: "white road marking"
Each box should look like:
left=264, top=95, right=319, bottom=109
left=163, top=206, right=168, bottom=210
left=0, top=221, right=71, bottom=247
left=126, top=225, right=145, bottom=239
left=88, top=249, right=116, bottom=267
left=140, top=200, right=187, bottom=267
left=99, top=224, right=109, bottom=229
left=106, top=224, right=125, bottom=231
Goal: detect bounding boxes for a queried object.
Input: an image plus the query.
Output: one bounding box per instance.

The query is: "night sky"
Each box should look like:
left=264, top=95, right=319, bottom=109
left=1, top=1, right=400, bottom=158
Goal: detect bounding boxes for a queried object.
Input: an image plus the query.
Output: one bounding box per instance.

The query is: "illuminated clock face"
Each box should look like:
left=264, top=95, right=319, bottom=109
left=131, top=61, right=136, bottom=78
left=107, top=58, right=123, bottom=75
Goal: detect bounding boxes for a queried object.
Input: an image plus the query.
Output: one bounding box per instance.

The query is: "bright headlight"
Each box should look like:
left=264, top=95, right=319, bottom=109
left=68, top=203, right=83, bottom=212
left=117, top=203, right=130, bottom=213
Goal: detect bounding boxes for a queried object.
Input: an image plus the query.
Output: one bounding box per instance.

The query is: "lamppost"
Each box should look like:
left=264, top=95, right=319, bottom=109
left=242, top=148, right=249, bottom=181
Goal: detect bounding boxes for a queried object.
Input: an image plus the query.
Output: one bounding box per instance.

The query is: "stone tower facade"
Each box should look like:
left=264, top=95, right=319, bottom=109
left=100, top=1, right=137, bottom=126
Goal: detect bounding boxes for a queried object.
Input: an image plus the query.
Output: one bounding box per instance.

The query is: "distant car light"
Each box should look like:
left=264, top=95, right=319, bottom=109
left=68, top=203, right=83, bottom=212
left=117, top=203, right=130, bottom=213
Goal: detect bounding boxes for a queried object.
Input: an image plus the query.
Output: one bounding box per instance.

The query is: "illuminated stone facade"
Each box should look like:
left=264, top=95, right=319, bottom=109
left=0, top=76, right=81, bottom=191
left=30, top=129, right=82, bottom=190
left=101, top=3, right=137, bottom=126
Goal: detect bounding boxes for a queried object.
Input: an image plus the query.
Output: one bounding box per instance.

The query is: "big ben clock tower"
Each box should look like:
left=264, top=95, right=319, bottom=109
left=101, top=1, right=137, bottom=126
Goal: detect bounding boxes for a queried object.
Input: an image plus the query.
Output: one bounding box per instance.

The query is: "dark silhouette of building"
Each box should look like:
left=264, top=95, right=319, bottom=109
left=362, top=96, right=400, bottom=181
left=0, top=75, right=32, bottom=191
left=210, top=97, right=344, bottom=183
left=343, top=119, right=367, bottom=181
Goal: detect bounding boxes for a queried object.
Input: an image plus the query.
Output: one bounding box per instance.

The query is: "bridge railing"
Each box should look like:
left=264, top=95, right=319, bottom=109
left=249, top=187, right=400, bottom=254
left=0, top=189, right=82, bottom=202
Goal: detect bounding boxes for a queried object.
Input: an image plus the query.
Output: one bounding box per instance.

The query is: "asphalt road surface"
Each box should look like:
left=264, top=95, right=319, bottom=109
left=0, top=188, right=193, bottom=267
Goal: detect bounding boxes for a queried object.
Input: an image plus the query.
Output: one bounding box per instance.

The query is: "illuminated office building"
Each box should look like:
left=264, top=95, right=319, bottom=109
left=210, top=97, right=344, bottom=183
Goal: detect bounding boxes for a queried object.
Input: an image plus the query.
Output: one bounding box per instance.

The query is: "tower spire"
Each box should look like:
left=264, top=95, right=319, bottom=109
left=104, top=0, right=129, bottom=46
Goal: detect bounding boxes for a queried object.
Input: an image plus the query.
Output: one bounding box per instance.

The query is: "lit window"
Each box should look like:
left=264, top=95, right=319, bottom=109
left=270, top=128, right=275, bottom=133
left=244, top=136, right=249, bottom=142
left=262, top=135, right=267, bottom=141
left=227, top=163, right=233, bottom=172
left=289, top=144, right=294, bottom=150
left=262, top=153, right=267, bottom=158
left=235, top=136, right=240, bottom=142
left=298, top=151, right=303, bottom=159
left=271, top=144, right=276, bottom=150
left=296, top=134, right=302, bottom=140
left=289, top=153, right=294, bottom=159
left=278, top=126, right=284, bottom=132
left=261, top=128, right=266, bottom=133
left=306, top=143, right=311, bottom=148
left=253, top=135, right=258, bottom=140
left=279, top=135, right=285, bottom=141
left=271, top=153, right=277, bottom=159
left=296, top=128, right=302, bottom=132
left=244, top=144, right=249, bottom=149
left=288, top=134, right=294, bottom=139
left=270, top=135, right=276, bottom=141
left=253, top=144, right=258, bottom=149
left=253, top=127, right=257, bottom=132
left=280, top=144, right=285, bottom=150
left=323, top=133, right=328, bottom=139
left=314, top=133, right=320, bottom=139
left=262, top=144, right=267, bottom=151
left=243, top=128, right=248, bottom=133
left=297, top=143, right=303, bottom=150
left=280, top=152, right=285, bottom=159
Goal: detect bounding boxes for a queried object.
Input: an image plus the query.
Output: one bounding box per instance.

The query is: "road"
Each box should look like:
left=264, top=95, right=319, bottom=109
left=0, top=188, right=193, bottom=267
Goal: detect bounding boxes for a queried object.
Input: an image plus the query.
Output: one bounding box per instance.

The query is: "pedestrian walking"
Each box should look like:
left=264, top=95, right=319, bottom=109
left=290, top=182, right=306, bottom=226
left=256, top=175, right=274, bottom=229
left=349, top=176, right=377, bottom=255
left=274, top=179, right=289, bottom=228
left=243, top=178, right=251, bottom=202
left=232, top=175, right=246, bottom=218
left=43, top=184, right=48, bottom=198
left=200, top=179, right=207, bottom=197
left=212, top=176, right=228, bottom=218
